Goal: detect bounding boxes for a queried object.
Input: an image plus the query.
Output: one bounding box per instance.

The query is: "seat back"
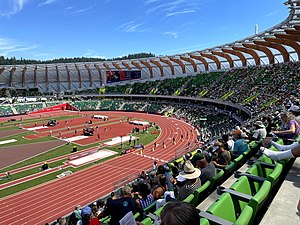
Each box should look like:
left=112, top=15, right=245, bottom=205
left=192, top=180, right=211, bottom=206
left=209, top=169, right=225, bottom=192
left=141, top=217, right=153, bottom=225
left=207, top=192, right=237, bottom=222
left=246, top=162, right=283, bottom=188
left=183, top=193, right=194, bottom=204
left=230, top=175, right=272, bottom=216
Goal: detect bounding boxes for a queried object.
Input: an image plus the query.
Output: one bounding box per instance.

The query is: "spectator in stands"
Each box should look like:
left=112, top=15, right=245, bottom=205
left=191, top=153, right=216, bottom=184
left=273, top=111, right=300, bottom=141
left=73, top=205, right=82, bottom=221
left=78, top=206, right=92, bottom=225
left=152, top=174, right=167, bottom=200
left=222, top=134, right=234, bottom=152
left=58, top=217, right=66, bottom=225
left=159, top=201, right=200, bottom=225
left=152, top=161, right=158, bottom=171
left=252, top=121, right=267, bottom=141
left=164, top=165, right=174, bottom=191
left=231, top=130, right=249, bottom=157
left=288, top=105, right=300, bottom=121
left=90, top=204, right=100, bottom=225
left=136, top=183, right=154, bottom=211
left=108, top=185, right=138, bottom=225
left=176, top=161, right=201, bottom=201
left=265, top=116, right=277, bottom=136
left=211, top=141, right=231, bottom=168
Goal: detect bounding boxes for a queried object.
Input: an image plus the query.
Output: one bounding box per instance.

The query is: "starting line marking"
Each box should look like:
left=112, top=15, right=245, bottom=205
left=131, top=152, right=167, bottom=163
left=0, top=139, right=17, bottom=145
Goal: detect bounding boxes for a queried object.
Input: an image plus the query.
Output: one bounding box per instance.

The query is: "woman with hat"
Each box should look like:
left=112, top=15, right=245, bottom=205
left=175, top=161, right=201, bottom=201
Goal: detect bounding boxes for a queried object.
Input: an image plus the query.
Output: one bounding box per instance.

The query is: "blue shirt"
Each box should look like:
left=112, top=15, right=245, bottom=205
left=233, top=139, right=248, bottom=155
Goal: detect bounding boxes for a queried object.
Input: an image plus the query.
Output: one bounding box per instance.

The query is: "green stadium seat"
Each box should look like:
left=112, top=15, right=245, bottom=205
left=224, top=161, right=236, bottom=177
left=245, top=161, right=283, bottom=188
left=233, top=154, right=245, bottom=169
left=141, top=217, right=153, bottom=225
left=201, top=192, right=253, bottom=224
left=183, top=193, right=194, bottom=204
left=228, top=176, right=272, bottom=223
left=143, top=200, right=157, bottom=214
left=192, top=180, right=211, bottom=206
left=208, top=169, right=224, bottom=192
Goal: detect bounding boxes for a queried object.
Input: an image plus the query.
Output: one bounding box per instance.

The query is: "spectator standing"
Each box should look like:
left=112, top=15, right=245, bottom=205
left=108, top=186, right=138, bottom=225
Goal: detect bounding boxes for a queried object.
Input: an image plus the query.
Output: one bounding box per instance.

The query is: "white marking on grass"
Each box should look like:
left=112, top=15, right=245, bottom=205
left=0, top=139, right=17, bottom=145
left=104, top=136, right=137, bottom=146
left=68, top=150, right=117, bottom=166
left=26, top=126, right=48, bottom=131
left=63, top=136, right=88, bottom=142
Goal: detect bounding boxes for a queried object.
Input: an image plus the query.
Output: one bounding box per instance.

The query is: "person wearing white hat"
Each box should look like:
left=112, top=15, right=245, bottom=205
left=288, top=105, right=300, bottom=121
left=252, top=121, right=267, bottom=141
left=175, top=161, right=201, bottom=201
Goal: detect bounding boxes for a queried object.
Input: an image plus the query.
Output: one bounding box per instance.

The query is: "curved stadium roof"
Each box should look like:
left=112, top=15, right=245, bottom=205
left=0, top=0, right=300, bottom=93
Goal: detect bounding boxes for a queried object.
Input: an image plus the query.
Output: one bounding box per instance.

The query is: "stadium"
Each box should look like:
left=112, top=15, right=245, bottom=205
left=0, top=1, right=299, bottom=225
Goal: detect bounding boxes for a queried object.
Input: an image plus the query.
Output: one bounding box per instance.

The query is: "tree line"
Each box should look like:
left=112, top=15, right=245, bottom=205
left=0, top=52, right=156, bottom=65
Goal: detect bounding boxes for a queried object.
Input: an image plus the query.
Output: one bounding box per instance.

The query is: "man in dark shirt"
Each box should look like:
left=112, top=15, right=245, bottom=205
left=108, top=186, right=138, bottom=225
left=191, top=153, right=216, bottom=184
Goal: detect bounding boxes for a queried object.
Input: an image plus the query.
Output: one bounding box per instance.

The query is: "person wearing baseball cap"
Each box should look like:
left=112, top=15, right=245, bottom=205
left=191, top=153, right=216, bottom=184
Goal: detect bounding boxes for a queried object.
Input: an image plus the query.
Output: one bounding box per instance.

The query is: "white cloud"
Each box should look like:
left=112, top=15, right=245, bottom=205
left=117, top=21, right=143, bottom=32
left=144, top=0, right=161, bottom=4
left=145, top=0, right=202, bottom=18
left=0, top=37, right=37, bottom=57
left=0, top=0, right=28, bottom=17
left=162, top=43, right=213, bottom=55
left=39, top=0, right=57, bottom=6
left=265, top=10, right=279, bottom=17
left=165, top=9, right=196, bottom=17
left=164, top=32, right=179, bottom=38
left=83, top=49, right=106, bottom=59
left=69, top=6, right=93, bottom=15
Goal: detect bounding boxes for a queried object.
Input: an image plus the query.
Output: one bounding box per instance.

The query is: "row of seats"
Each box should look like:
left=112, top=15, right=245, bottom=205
left=139, top=141, right=262, bottom=224
left=198, top=141, right=292, bottom=225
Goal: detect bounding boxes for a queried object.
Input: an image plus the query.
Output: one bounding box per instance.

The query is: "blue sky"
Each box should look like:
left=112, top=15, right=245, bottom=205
left=0, top=0, right=288, bottom=60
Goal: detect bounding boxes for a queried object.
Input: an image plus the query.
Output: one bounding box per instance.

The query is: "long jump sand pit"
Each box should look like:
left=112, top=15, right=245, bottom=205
left=68, top=149, right=117, bottom=167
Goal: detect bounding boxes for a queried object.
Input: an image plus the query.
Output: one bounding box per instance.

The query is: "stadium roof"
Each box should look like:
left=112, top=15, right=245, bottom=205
left=0, top=0, right=300, bottom=92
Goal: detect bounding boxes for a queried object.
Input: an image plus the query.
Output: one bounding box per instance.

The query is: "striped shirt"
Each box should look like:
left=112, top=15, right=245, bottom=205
left=176, top=178, right=201, bottom=201
left=139, top=194, right=154, bottom=210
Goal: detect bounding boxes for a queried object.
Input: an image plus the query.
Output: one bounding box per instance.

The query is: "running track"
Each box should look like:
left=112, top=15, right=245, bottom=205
left=0, top=111, right=197, bottom=225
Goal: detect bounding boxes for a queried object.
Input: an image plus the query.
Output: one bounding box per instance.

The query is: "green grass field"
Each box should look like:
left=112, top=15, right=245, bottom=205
left=0, top=123, right=160, bottom=198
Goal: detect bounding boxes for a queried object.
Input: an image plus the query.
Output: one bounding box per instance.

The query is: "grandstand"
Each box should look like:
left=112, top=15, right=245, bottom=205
left=0, top=1, right=299, bottom=225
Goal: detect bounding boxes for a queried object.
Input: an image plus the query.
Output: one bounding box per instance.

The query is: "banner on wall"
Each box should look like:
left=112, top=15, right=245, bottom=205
left=106, top=71, right=141, bottom=83
left=29, top=103, right=78, bottom=114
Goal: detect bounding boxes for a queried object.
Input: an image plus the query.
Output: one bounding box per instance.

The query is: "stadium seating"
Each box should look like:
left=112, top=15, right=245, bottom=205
left=200, top=192, right=253, bottom=224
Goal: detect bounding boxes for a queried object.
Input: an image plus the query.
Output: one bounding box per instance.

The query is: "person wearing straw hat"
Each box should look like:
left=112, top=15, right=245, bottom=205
left=176, top=161, right=201, bottom=201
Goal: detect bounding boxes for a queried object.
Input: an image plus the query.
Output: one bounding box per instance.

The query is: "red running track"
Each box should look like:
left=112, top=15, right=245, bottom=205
left=0, top=111, right=197, bottom=225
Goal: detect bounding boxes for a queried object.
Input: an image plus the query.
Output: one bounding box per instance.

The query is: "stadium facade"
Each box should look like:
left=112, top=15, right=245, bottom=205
left=0, top=0, right=300, bottom=94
